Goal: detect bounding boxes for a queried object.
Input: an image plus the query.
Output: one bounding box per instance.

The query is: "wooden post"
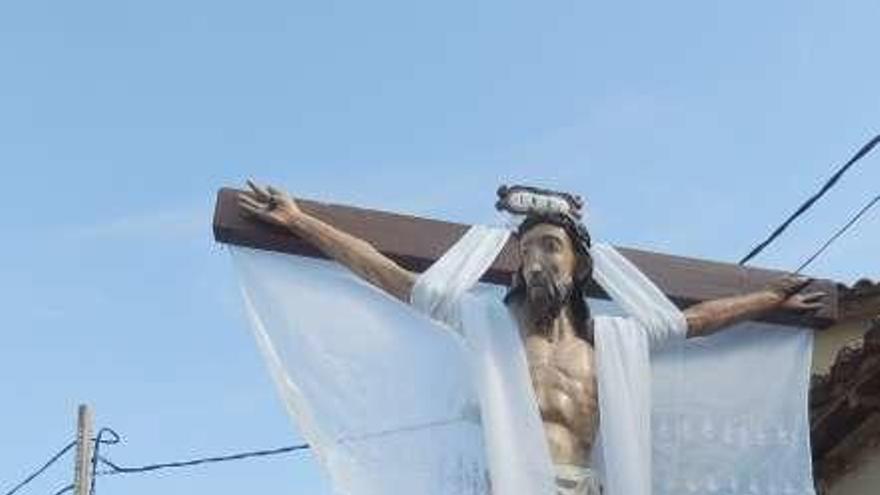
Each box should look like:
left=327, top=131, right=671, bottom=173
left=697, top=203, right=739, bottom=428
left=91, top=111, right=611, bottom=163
left=73, top=404, right=94, bottom=495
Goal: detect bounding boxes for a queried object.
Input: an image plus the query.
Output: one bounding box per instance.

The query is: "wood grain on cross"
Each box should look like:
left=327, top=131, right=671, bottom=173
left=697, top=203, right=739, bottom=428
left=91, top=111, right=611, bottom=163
left=212, top=187, right=838, bottom=328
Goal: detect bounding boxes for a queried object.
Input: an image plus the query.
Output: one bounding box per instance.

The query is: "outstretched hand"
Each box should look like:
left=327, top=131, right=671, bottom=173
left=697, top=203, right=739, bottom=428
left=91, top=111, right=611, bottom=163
left=770, top=275, right=826, bottom=312
left=780, top=290, right=826, bottom=312
left=237, top=180, right=302, bottom=227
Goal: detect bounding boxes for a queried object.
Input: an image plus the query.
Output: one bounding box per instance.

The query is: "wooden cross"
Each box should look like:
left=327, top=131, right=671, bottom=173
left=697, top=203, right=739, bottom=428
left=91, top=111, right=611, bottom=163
left=212, top=187, right=838, bottom=328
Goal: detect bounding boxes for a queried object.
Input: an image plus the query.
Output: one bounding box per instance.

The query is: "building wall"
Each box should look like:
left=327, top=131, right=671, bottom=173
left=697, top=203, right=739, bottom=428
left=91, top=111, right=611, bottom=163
left=828, top=447, right=880, bottom=495
left=812, top=318, right=878, bottom=495
left=812, top=319, right=871, bottom=375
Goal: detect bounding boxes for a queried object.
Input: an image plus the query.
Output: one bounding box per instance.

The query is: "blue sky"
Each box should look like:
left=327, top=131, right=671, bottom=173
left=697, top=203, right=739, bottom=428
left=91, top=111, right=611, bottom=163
left=1, top=1, right=878, bottom=494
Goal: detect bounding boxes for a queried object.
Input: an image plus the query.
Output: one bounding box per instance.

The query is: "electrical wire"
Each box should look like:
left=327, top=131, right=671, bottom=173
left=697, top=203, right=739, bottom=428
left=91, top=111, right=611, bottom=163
left=740, top=133, right=880, bottom=265
left=89, top=414, right=463, bottom=480
left=2, top=440, right=76, bottom=495
left=88, top=429, right=120, bottom=495
left=49, top=484, right=74, bottom=495
left=96, top=442, right=310, bottom=476
left=794, top=194, right=880, bottom=274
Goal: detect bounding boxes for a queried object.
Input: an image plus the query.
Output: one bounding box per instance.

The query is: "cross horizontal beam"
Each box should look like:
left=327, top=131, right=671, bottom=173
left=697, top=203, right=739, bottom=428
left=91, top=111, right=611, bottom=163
left=213, top=188, right=837, bottom=327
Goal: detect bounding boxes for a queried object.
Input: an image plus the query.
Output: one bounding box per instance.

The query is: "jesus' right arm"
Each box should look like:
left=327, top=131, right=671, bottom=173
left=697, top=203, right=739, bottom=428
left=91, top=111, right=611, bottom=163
left=237, top=180, right=417, bottom=303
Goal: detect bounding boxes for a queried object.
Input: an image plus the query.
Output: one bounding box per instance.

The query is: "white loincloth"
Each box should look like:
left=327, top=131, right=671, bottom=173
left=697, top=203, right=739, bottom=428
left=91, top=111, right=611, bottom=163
left=555, top=465, right=602, bottom=495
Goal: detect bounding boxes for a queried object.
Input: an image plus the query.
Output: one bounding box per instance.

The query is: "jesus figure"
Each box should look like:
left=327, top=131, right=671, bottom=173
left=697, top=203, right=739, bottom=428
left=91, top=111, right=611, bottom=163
left=237, top=181, right=823, bottom=495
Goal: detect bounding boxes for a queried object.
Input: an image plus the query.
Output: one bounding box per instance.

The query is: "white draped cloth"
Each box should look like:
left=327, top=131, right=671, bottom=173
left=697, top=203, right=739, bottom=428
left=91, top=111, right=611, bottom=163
left=230, top=225, right=816, bottom=495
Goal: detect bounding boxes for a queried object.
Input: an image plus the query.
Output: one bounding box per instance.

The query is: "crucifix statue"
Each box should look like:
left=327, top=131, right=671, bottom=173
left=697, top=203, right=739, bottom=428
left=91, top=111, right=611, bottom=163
left=230, top=181, right=824, bottom=495
left=233, top=181, right=825, bottom=495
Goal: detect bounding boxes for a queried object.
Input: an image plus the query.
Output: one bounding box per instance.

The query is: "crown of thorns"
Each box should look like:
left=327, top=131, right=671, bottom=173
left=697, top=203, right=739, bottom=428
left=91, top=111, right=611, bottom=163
left=495, top=185, right=592, bottom=255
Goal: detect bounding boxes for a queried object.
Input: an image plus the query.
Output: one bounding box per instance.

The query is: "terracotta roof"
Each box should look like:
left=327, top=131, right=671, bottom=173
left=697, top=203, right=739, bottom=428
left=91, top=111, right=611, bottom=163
left=839, top=278, right=880, bottom=300
left=811, top=316, right=880, bottom=489
left=836, top=279, right=880, bottom=322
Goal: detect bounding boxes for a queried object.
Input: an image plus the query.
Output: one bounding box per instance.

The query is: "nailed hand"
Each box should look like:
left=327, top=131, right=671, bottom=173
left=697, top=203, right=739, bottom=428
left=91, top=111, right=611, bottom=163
left=237, top=180, right=302, bottom=227
left=769, top=276, right=826, bottom=312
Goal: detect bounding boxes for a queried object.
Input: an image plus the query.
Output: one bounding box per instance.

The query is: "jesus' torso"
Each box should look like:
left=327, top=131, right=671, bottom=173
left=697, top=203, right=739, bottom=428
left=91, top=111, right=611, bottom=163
left=514, top=309, right=600, bottom=468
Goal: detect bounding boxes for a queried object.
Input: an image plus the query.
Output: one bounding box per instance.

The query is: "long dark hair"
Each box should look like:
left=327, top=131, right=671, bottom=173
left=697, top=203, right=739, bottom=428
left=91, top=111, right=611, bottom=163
left=503, top=214, right=594, bottom=343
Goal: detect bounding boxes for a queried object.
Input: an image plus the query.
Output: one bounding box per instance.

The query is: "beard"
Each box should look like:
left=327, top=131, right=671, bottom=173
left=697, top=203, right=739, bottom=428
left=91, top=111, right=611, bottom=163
left=524, top=269, right=574, bottom=328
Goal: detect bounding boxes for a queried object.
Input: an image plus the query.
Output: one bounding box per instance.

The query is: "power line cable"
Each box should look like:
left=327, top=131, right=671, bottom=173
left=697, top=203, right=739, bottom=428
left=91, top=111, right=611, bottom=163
left=740, top=133, right=880, bottom=265
left=95, top=436, right=310, bottom=476
left=88, top=429, right=120, bottom=495
left=9, top=414, right=462, bottom=495
left=50, top=484, right=73, bottom=495
left=90, top=414, right=464, bottom=481
left=794, top=194, right=880, bottom=274
left=2, top=440, right=76, bottom=495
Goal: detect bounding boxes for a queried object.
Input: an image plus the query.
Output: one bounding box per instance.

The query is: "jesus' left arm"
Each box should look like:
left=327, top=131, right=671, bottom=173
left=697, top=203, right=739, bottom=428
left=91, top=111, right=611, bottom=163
left=682, top=276, right=826, bottom=338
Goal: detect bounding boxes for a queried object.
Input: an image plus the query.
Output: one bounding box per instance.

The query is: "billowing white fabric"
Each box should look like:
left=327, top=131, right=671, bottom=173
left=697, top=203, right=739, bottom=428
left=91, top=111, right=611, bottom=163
left=232, top=248, right=489, bottom=495
left=589, top=242, right=688, bottom=495
left=590, top=243, right=688, bottom=345
left=589, top=242, right=815, bottom=494
left=584, top=312, right=816, bottom=495
left=411, top=225, right=557, bottom=495
left=650, top=323, right=815, bottom=495
left=410, top=225, right=511, bottom=327
left=229, top=225, right=816, bottom=495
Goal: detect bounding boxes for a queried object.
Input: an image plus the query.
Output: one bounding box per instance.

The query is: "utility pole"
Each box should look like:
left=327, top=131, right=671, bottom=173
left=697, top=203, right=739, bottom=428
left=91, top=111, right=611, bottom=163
left=73, top=404, right=93, bottom=495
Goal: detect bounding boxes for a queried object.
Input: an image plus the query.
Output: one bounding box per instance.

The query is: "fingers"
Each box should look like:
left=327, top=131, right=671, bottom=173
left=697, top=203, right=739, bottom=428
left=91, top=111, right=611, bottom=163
left=237, top=193, right=265, bottom=210
left=247, top=179, right=271, bottom=200
left=773, top=275, right=815, bottom=298
left=790, top=292, right=827, bottom=311
left=797, top=301, right=824, bottom=311
left=238, top=199, right=262, bottom=216
left=266, top=185, right=285, bottom=197
left=237, top=194, right=274, bottom=221
left=787, top=275, right=815, bottom=292
left=801, top=291, right=827, bottom=303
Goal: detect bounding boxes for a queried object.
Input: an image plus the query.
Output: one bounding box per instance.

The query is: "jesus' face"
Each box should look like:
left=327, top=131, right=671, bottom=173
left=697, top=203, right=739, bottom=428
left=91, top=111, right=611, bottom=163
left=517, top=223, right=580, bottom=325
